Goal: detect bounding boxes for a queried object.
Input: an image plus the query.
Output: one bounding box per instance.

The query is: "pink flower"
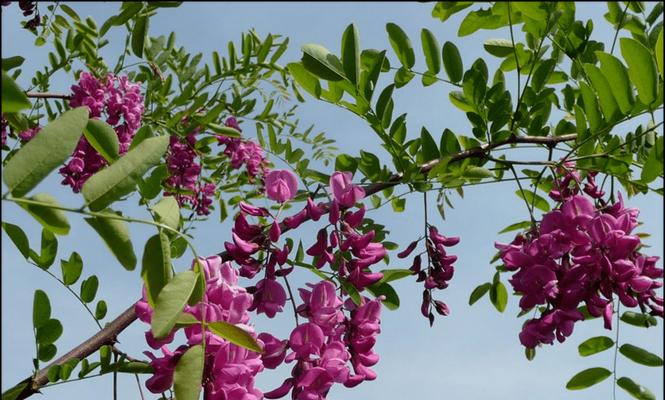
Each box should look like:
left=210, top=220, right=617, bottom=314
left=250, top=278, right=287, bottom=318
left=330, top=171, right=365, bottom=207
left=258, top=333, right=288, bottom=369
left=265, top=169, right=299, bottom=202
left=288, top=323, right=325, bottom=359
left=143, top=345, right=188, bottom=394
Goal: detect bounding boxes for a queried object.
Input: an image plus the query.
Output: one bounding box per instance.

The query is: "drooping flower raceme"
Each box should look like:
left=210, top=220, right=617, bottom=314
left=497, top=170, right=663, bottom=349
left=60, top=72, right=144, bottom=192
left=164, top=131, right=216, bottom=216
left=137, top=256, right=266, bottom=399
left=217, top=117, right=269, bottom=179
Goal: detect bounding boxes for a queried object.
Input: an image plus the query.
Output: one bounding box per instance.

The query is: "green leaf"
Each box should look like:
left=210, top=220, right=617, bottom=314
left=579, top=82, right=602, bottom=133
left=620, top=311, right=659, bottom=328
left=394, top=67, right=415, bottom=88
left=439, top=128, right=461, bottom=156
left=442, top=41, right=463, bottom=83
left=2, top=56, right=25, bottom=71
left=36, top=319, right=63, bottom=344
left=578, top=336, right=614, bottom=357
left=1, top=70, right=31, bottom=113
left=498, top=220, right=531, bottom=234
left=656, top=30, right=663, bottom=77
left=596, top=52, right=634, bottom=114
left=366, top=282, right=400, bottom=310
left=531, top=59, right=556, bottom=93
left=583, top=64, right=621, bottom=122
left=173, top=344, right=204, bottom=400
left=463, top=167, right=493, bottom=179
left=379, top=269, right=414, bottom=283
left=115, top=361, right=154, bottom=374
left=207, top=321, right=263, bottom=353
left=2, top=222, right=30, bottom=258
left=60, top=252, right=83, bottom=285
left=129, top=125, right=154, bottom=151
left=206, top=123, right=241, bottom=138
left=131, top=16, right=149, bottom=58
left=80, top=275, right=99, bottom=303
left=431, top=2, right=473, bottom=22
left=421, top=28, right=441, bottom=74
left=33, top=290, right=51, bottom=329
left=420, top=127, right=439, bottom=163
left=515, top=190, right=550, bottom=212
left=82, top=135, right=169, bottom=211
left=83, top=119, right=120, bottom=163
left=458, top=6, right=512, bottom=37
left=46, top=365, right=60, bottom=383
left=375, top=84, right=395, bottom=121
left=483, top=38, right=514, bottom=57
left=565, top=367, right=612, bottom=390
left=95, top=300, right=107, bottom=320
left=1, top=381, right=30, bottom=400
left=151, top=270, right=197, bottom=339
left=3, top=107, right=89, bottom=197
left=641, top=136, right=663, bottom=184
left=448, top=91, right=474, bottom=112
left=30, top=229, right=58, bottom=269
left=469, top=282, right=491, bottom=305
left=301, top=44, right=345, bottom=81
left=38, top=344, right=57, bottom=362
left=386, top=23, right=415, bottom=68
left=152, top=196, right=180, bottom=231
left=391, top=197, right=405, bottom=212
left=141, top=233, right=173, bottom=306
left=619, top=344, right=664, bottom=367
left=489, top=281, right=508, bottom=312
left=617, top=377, right=656, bottom=400
left=620, top=37, right=658, bottom=105
left=19, top=193, right=70, bottom=235
left=85, top=213, right=137, bottom=271
left=287, top=62, right=321, bottom=99
left=341, top=23, right=361, bottom=85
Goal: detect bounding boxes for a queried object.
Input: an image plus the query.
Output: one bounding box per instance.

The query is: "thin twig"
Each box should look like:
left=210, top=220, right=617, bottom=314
left=25, top=92, right=72, bottom=99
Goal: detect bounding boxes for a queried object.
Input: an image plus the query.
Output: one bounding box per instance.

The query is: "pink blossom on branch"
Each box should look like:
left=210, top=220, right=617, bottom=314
left=265, top=169, right=299, bottom=203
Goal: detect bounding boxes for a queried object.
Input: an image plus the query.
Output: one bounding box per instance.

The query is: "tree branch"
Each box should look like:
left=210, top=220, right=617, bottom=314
left=6, top=132, right=577, bottom=399
left=25, top=92, right=72, bottom=100
left=9, top=305, right=137, bottom=400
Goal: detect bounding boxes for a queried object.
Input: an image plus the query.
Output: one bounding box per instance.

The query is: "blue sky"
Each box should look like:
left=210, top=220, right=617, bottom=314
left=2, top=2, right=663, bottom=400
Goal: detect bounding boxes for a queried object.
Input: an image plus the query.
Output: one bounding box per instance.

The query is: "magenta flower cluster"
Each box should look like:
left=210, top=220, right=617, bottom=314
left=1, top=115, right=7, bottom=147
left=138, top=169, right=388, bottom=398
left=1, top=1, right=41, bottom=30
left=60, top=72, right=144, bottom=192
left=496, top=167, right=663, bottom=349
left=164, top=132, right=216, bottom=216
left=265, top=281, right=383, bottom=399
left=217, top=117, right=269, bottom=179
left=136, top=256, right=265, bottom=399
left=398, top=225, right=460, bottom=325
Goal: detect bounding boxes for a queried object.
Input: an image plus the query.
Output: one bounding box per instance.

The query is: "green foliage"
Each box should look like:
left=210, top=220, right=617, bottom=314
left=85, top=212, right=137, bottom=271
left=207, top=321, right=263, bottom=353
left=565, top=367, right=612, bottom=390
left=83, top=119, right=120, bottom=163
left=3, top=107, right=89, bottom=197
left=151, top=270, right=198, bottom=339
left=173, top=344, right=204, bottom=400
left=82, top=135, right=169, bottom=211
left=577, top=336, right=614, bottom=357
left=141, top=233, right=173, bottom=306
left=617, top=377, right=657, bottom=400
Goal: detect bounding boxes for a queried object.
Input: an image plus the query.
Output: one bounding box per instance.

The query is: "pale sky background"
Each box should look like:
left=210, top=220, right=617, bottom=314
left=1, top=2, right=663, bottom=400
